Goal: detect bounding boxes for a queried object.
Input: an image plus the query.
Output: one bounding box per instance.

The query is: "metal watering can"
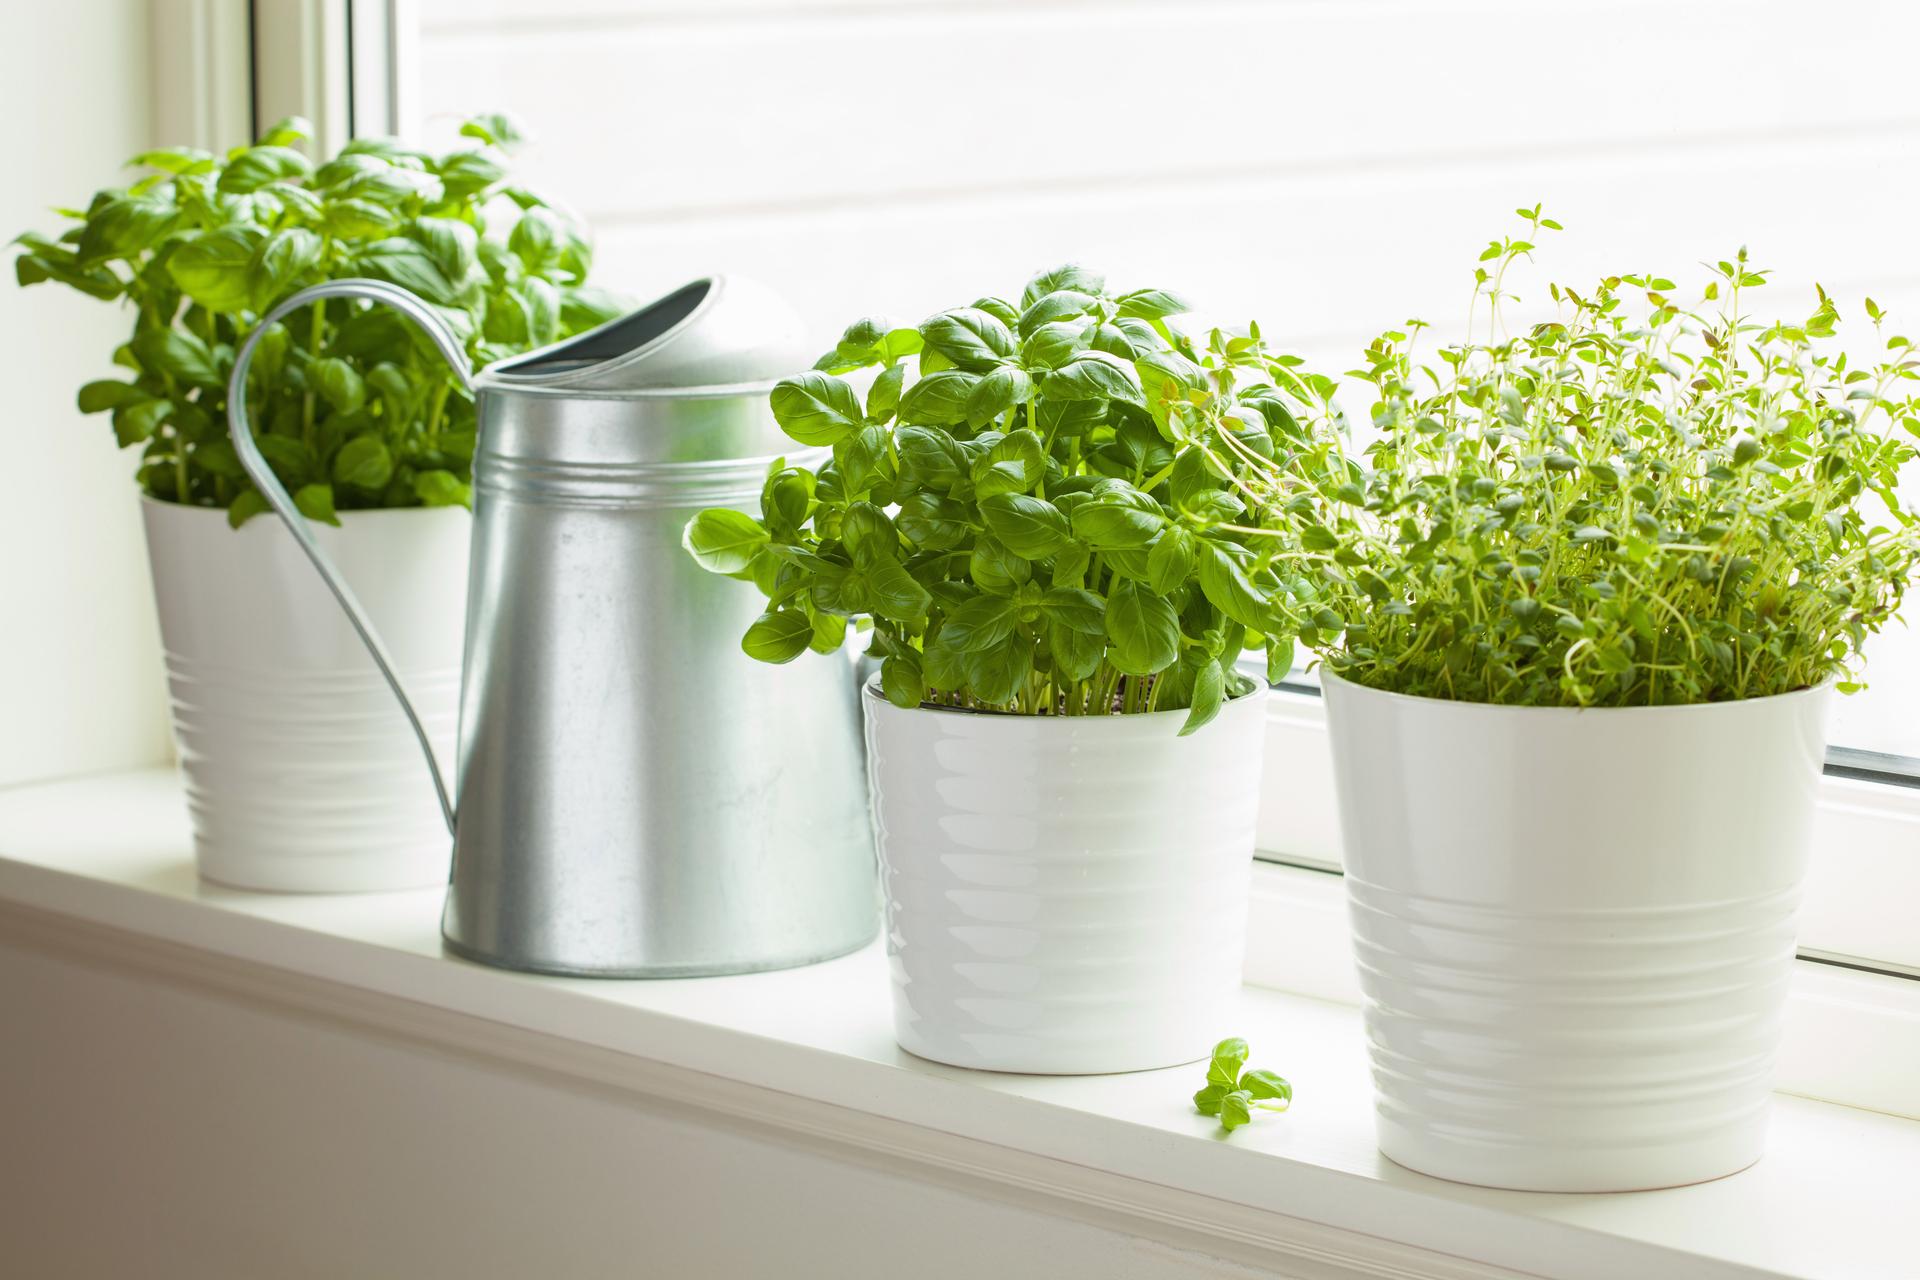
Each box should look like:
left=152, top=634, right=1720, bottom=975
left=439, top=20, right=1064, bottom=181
left=225, top=277, right=878, bottom=977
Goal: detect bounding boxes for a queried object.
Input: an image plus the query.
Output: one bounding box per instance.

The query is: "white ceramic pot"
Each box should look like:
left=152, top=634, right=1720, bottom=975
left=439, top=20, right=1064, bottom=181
left=863, top=683, right=1268, bottom=1074
left=1321, top=671, right=1829, bottom=1191
left=141, top=497, right=469, bottom=892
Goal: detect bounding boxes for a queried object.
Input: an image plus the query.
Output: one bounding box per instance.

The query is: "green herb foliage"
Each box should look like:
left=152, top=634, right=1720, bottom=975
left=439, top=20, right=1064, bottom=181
left=13, top=112, right=622, bottom=527
left=1237, top=208, right=1920, bottom=705
left=685, top=266, right=1341, bottom=734
left=1192, top=1037, right=1292, bottom=1134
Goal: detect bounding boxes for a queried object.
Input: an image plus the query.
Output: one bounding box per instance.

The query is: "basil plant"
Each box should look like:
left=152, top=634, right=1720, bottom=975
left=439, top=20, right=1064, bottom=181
left=686, top=266, right=1343, bottom=735
left=13, top=112, right=623, bottom=527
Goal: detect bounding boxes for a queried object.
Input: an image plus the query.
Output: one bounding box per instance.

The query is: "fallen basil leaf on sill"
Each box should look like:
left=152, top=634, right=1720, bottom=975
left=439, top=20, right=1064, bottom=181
left=1195, top=1038, right=1292, bottom=1135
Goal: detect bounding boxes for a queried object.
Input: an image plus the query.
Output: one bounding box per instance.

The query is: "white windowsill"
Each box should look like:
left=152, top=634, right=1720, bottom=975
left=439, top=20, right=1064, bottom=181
left=2, top=769, right=1917, bottom=1280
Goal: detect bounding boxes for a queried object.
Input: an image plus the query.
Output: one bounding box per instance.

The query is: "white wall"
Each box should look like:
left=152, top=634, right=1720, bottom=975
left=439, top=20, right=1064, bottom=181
left=0, top=0, right=170, bottom=786
left=404, top=0, right=1920, bottom=756
left=0, top=934, right=1278, bottom=1279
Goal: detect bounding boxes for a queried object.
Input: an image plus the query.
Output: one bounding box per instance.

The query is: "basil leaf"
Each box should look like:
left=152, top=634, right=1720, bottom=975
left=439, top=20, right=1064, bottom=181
left=1021, top=265, right=1105, bottom=310
left=771, top=372, right=864, bottom=446
left=1105, top=579, right=1180, bottom=675
left=1197, top=542, right=1272, bottom=631
left=897, top=370, right=981, bottom=427
left=919, top=307, right=1015, bottom=372
left=167, top=227, right=263, bottom=313
left=1041, top=350, right=1145, bottom=404
left=979, top=493, right=1070, bottom=558
left=742, top=610, right=813, bottom=663
left=683, top=508, right=770, bottom=574
left=1071, top=497, right=1164, bottom=550
left=1179, top=659, right=1226, bottom=737
left=963, top=636, right=1033, bottom=705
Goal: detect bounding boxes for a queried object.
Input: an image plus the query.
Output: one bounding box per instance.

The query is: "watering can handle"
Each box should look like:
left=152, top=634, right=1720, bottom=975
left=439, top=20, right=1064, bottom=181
left=226, top=278, right=474, bottom=837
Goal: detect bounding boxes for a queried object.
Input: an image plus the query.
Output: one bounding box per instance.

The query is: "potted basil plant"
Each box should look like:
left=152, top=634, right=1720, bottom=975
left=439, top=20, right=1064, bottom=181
left=13, top=112, right=621, bottom=891
left=1243, top=211, right=1920, bottom=1190
left=686, top=266, right=1333, bottom=1073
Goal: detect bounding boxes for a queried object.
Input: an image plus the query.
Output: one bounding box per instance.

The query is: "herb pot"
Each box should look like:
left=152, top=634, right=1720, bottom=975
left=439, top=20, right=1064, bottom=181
left=1321, top=671, right=1829, bottom=1191
left=141, top=496, right=467, bottom=891
left=864, top=681, right=1267, bottom=1073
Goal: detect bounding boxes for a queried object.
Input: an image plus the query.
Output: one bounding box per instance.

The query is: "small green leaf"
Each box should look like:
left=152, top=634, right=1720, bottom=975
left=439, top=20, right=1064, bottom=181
left=980, top=493, right=1070, bottom=558
left=257, top=115, right=314, bottom=147
left=1039, top=587, right=1106, bottom=635
left=867, top=362, right=908, bottom=423
left=742, top=610, right=813, bottom=664
left=867, top=556, right=933, bottom=623
left=1198, top=543, right=1272, bottom=631
left=881, top=651, right=926, bottom=708
left=1040, top=350, right=1145, bottom=404
left=293, top=482, right=340, bottom=527
left=897, top=370, right=982, bottom=427
left=1071, top=498, right=1164, bottom=550
left=218, top=145, right=314, bottom=193
left=683, top=508, right=769, bottom=574
left=1105, top=580, right=1180, bottom=675
left=168, top=227, right=264, bottom=313
left=1207, top=1037, right=1249, bottom=1086
left=1240, top=1070, right=1291, bottom=1106
left=131, top=329, right=220, bottom=389
left=1021, top=265, right=1105, bottom=311
left=963, top=635, right=1033, bottom=705
left=332, top=434, right=394, bottom=490
left=1180, top=659, right=1226, bottom=736
left=942, top=593, right=1020, bottom=653
left=1148, top=526, right=1197, bottom=595
left=226, top=489, right=272, bottom=529
left=459, top=112, right=527, bottom=149
left=918, top=307, right=1015, bottom=371
left=77, top=380, right=141, bottom=414
left=311, top=357, right=367, bottom=414
left=1115, top=287, right=1192, bottom=321
left=1265, top=634, right=1296, bottom=684
left=355, top=237, right=457, bottom=306
left=412, top=469, right=471, bottom=508
left=771, top=372, right=864, bottom=446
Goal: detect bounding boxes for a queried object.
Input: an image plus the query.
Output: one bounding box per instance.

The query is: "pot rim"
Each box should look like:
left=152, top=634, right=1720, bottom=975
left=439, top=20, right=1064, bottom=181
left=859, top=673, right=1267, bottom=724
left=1317, top=665, right=1832, bottom=717
left=138, top=493, right=469, bottom=522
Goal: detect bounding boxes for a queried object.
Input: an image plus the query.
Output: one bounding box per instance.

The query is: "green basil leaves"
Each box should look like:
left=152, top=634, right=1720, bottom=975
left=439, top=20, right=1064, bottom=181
left=18, top=110, right=623, bottom=526
left=686, top=264, right=1317, bottom=728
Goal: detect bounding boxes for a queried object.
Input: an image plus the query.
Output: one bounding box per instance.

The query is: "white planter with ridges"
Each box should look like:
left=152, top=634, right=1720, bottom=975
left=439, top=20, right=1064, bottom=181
left=1321, top=670, right=1829, bottom=1191
left=141, top=497, right=468, bottom=892
left=863, top=683, right=1267, bottom=1074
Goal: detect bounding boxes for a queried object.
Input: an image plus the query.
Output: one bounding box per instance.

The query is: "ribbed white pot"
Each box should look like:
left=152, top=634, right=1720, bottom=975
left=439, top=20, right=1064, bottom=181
left=1321, top=671, right=1829, bottom=1191
left=863, top=682, right=1267, bottom=1074
left=141, top=497, right=468, bottom=892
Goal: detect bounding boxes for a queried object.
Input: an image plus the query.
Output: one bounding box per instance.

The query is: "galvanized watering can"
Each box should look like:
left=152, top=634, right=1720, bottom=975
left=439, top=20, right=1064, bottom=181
left=225, top=276, right=878, bottom=977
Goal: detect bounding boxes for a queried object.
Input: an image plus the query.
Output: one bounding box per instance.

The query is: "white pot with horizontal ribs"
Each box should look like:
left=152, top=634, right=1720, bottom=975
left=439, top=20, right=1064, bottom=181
left=1321, top=670, right=1829, bottom=1191
left=863, top=682, right=1267, bottom=1074
left=141, top=496, right=468, bottom=892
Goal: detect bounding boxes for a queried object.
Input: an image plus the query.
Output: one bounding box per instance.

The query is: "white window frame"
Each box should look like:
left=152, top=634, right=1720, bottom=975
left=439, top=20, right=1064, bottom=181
left=158, top=3, right=1920, bottom=1120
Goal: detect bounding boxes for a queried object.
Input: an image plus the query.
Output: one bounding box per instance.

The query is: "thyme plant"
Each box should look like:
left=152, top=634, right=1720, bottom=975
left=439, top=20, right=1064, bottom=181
left=1240, top=211, right=1920, bottom=705
left=13, top=113, right=622, bottom=527
left=686, top=266, right=1338, bottom=734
